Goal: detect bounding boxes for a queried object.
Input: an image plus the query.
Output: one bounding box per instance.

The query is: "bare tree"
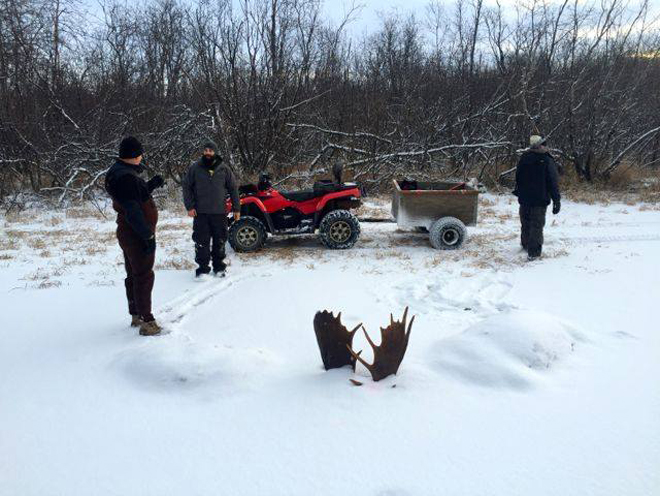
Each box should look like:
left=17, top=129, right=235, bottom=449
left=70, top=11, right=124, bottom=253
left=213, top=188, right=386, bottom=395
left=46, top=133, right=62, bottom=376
left=0, top=0, right=658, bottom=207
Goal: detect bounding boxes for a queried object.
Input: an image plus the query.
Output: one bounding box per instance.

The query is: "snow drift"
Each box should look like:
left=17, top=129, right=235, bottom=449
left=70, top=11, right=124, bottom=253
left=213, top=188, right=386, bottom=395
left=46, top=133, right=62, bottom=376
left=432, top=310, right=584, bottom=390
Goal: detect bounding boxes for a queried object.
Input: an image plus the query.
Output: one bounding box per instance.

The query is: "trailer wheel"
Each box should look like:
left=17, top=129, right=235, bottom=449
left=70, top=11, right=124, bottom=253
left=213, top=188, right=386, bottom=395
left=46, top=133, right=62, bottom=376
left=429, top=217, right=466, bottom=250
left=229, top=216, right=267, bottom=252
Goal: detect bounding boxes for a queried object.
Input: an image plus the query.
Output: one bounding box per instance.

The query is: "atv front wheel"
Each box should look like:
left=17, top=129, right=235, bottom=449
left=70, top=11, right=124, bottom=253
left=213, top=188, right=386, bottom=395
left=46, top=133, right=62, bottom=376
left=229, top=216, right=267, bottom=252
left=319, top=210, right=360, bottom=249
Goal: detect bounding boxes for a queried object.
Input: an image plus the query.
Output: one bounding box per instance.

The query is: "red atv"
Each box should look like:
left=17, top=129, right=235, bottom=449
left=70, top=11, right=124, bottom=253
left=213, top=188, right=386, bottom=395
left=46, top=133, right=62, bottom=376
left=226, top=165, right=363, bottom=252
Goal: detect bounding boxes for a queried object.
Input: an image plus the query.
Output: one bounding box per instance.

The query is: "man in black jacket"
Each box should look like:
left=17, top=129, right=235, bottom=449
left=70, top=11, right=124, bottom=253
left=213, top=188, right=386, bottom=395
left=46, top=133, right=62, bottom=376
left=182, top=141, right=240, bottom=278
left=514, top=135, right=561, bottom=261
left=105, top=136, right=165, bottom=335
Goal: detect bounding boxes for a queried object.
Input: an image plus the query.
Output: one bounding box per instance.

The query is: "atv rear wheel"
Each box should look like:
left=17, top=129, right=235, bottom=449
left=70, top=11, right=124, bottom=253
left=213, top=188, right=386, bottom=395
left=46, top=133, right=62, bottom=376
left=319, top=210, right=360, bottom=249
left=229, top=216, right=267, bottom=252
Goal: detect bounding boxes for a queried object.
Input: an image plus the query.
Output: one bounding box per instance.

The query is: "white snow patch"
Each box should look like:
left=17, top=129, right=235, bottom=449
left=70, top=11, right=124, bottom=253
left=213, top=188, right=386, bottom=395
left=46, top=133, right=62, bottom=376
left=112, top=333, right=279, bottom=396
left=433, top=310, right=584, bottom=390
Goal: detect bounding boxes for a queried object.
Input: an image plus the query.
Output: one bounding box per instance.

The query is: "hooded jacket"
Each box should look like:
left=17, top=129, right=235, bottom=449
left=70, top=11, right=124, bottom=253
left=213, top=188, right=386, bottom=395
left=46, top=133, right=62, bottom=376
left=514, top=149, right=561, bottom=207
left=105, top=160, right=158, bottom=241
left=182, top=156, right=240, bottom=215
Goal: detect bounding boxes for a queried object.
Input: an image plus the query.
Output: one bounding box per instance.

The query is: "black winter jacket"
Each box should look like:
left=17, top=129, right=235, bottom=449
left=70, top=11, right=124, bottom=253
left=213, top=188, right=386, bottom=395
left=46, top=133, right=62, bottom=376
left=182, top=157, right=240, bottom=214
left=105, top=160, right=158, bottom=241
left=514, top=149, right=561, bottom=207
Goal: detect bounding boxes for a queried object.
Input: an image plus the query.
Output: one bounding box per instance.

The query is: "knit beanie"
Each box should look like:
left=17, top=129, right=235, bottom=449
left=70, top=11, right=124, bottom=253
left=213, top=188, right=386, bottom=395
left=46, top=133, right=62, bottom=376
left=119, top=136, right=144, bottom=159
left=529, top=135, right=546, bottom=148
left=203, top=140, right=218, bottom=152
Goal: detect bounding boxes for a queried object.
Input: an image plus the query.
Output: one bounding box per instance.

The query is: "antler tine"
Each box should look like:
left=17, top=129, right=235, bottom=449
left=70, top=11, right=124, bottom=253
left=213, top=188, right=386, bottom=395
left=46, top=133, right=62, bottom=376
left=314, top=309, right=359, bottom=371
left=362, top=324, right=379, bottom=350
left=346, top=344, right=372, bottom=371
left=407, top=314, right=415, bottom=337
left=390, top=313, right=394, bottom=325
left=401, top=306, right=409, bottom=327
left=349, top=322, right=362, bottom=336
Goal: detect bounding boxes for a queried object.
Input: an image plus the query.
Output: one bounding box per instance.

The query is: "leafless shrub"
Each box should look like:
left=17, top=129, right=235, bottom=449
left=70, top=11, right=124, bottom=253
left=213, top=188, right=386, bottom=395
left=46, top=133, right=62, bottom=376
left=1, top=0, right=658, bottom=204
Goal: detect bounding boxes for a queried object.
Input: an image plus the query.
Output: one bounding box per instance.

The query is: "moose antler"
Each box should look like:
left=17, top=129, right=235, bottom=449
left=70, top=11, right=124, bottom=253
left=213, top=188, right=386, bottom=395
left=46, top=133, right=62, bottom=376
left=313, top=310, right=362, bottom=370
left=347, top=307, right=414, bottom=381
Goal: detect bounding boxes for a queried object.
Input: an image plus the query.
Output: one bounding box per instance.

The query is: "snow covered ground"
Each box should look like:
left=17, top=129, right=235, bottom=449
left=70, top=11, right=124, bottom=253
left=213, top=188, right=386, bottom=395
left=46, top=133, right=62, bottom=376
left=1, top=194, right=659, bottom=495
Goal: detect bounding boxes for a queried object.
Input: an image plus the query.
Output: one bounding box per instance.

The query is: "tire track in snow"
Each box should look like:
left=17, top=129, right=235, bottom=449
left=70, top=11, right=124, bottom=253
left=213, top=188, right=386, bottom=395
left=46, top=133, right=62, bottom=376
left=558, top=233, right=660, bottom=244
left=156, top=274, right=250, bottom=331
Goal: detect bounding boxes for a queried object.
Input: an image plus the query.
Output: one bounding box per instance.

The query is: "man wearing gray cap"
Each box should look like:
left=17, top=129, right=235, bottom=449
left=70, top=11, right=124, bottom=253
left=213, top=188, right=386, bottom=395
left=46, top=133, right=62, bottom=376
left=182, top=140, right=241, bottom=278
left=514, top=135, right=561, bottom=261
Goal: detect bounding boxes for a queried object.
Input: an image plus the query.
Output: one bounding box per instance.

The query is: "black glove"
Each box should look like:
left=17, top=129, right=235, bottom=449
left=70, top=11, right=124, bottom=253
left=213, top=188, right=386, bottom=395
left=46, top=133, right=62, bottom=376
left=147, top=175, right=165, bottom=192
left=143, top=236, right=156, bottom=255
left=552, top=199, right=561, bottom=215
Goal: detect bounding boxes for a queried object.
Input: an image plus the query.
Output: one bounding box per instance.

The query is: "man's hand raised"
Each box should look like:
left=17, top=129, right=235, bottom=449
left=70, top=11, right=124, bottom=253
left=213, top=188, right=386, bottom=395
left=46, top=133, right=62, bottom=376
left=147, top=175, right=165, bottom=191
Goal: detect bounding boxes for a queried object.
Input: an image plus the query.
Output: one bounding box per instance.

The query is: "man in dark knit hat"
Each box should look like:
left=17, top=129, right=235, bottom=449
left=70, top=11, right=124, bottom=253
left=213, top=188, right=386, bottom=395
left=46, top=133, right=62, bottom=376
left=182, top=140, right=240, bottom=278
left=105, top=136, right=165, bottom=335
left=514, top=134, right=561, bottom=261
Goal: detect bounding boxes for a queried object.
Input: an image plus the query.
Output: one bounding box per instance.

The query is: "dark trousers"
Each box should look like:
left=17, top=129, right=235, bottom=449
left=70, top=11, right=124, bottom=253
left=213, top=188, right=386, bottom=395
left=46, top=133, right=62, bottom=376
left=519, top=205, right=547, bottom=257
left=193, top=213, right=228, bottom=272
left=118, top=228, right=155, bottom=321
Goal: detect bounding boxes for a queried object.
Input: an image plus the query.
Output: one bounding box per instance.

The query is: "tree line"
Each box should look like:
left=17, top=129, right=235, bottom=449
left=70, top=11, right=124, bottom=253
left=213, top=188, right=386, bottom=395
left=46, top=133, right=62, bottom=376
left=1, top=0, right=659, bottom=204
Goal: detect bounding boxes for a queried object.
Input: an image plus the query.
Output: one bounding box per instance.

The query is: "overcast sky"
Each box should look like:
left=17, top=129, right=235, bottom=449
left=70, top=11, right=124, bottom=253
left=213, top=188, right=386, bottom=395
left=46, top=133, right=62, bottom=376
left=82, top=0, right=660, bottom=36
left=322, top=0, right=432, bottom=36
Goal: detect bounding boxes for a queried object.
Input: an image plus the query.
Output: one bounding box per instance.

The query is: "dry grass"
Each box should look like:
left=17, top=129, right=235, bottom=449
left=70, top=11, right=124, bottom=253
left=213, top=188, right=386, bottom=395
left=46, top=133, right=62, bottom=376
left=262, top=246, right=305, bottom=265
left=388, top=231, right=428, bottom=247
left=36, top=280, right=63, bottom=290
left=0, top=236, right=19, bottom=251
left=357, top=196, right=391, bottom=218
left=65, top=206, right=106, bottom=220
left=562, top=166, right=660, bottom=205
left=639, top=202, right=660, bottom=211
left=423, top=254, right=449, bottom=268
left=158, top=221, right=190, bottom=232
left=4, top=211, right=38, bottom=224
left=84, top=244, right=108, bottom=256
left=47, top=216, right=63, bottom=227
left=479, top=196, right=497, bottom=208
left=26, top=237, right=47, bottom=250
left=60, top=256, right=89, bottom=267
left=155, top=257, right=196, bottom=270
left=373, top=249, right=411, bottom=261
left=86, top=279, right=116, bottom=287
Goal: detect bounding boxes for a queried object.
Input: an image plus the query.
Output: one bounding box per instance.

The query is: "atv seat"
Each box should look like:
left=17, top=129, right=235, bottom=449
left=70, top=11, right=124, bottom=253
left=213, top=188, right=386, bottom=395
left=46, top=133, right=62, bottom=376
left=280, top=189, right=321, bottom=202
left=281, top=182, right=358, bottom=203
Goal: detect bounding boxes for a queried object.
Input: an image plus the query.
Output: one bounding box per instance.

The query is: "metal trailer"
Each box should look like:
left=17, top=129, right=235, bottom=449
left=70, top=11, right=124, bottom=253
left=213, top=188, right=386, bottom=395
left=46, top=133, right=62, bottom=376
left=391, top=179, right=479, bottom=249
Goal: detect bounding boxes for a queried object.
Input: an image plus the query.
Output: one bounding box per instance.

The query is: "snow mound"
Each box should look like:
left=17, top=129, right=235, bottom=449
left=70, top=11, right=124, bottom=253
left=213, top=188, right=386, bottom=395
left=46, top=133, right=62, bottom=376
left=432, top=310, right=583, bottom=390
left=112, top=335, right=276, bottom=395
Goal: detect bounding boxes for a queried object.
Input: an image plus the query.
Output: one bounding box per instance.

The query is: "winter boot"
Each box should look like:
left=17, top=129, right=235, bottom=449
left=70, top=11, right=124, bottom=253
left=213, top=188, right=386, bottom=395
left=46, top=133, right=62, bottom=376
left=527, top=253, right=541, bottom=262
left=131, top=315, right=144, bottom=327
left=213, top=261, right=227, bottom=278
left=196, top=267, right=211, bottom=278
left=139, top=320, right=162, bottom=336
